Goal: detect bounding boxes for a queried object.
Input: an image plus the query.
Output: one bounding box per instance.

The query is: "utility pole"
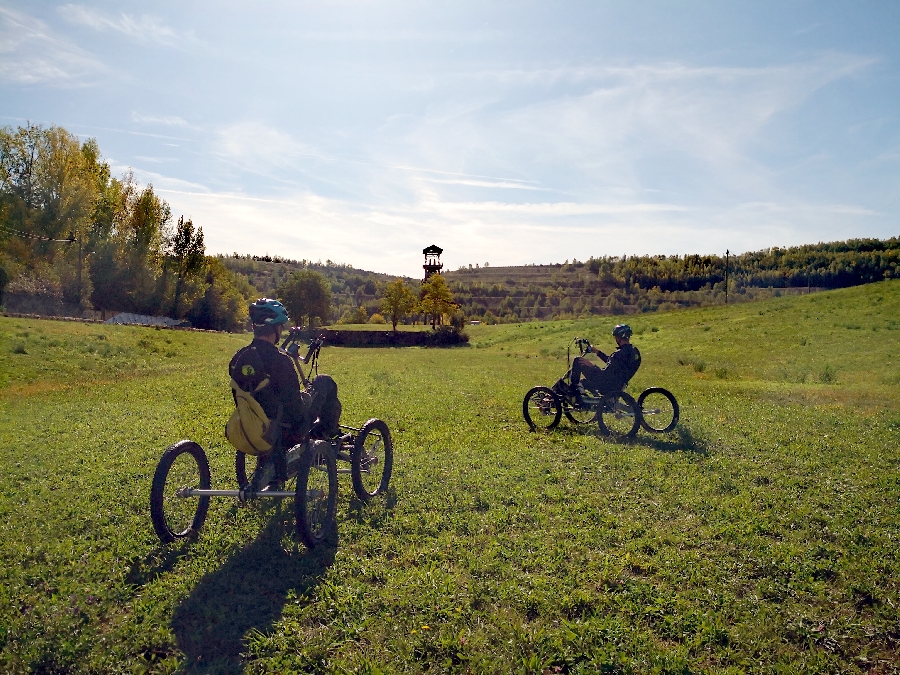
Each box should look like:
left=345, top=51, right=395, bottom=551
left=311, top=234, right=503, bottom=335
left=724, top=249, right=729, bottom=305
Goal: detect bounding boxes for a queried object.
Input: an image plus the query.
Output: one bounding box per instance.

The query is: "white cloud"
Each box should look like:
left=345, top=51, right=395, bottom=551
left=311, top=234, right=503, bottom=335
left=0, top=6, right=106, bottom=85
left=131, top=113, right=189, bottom=127
left=58, top=4, right=201, bottom=48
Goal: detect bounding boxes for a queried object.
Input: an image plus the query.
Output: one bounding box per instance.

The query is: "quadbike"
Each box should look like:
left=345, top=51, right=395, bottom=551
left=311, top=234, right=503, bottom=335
left=522, top=337, right=679, bottom=438
left=150, top=330, right=393, bottom=549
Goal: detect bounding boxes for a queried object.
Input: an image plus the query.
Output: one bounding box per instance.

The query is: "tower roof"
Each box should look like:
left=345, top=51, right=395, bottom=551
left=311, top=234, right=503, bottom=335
left=423, top=244, right=443, bottom=255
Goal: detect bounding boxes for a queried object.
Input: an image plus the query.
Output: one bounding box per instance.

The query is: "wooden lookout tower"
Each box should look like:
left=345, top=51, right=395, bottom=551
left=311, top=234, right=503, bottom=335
left=423, top=244, right=443, bottom=281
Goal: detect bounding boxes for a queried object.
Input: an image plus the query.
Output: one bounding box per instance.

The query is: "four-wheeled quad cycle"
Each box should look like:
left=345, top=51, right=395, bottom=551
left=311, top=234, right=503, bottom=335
left=522, top=337, right=679, bottom=438
left=150, top=331, right=393, bottom=549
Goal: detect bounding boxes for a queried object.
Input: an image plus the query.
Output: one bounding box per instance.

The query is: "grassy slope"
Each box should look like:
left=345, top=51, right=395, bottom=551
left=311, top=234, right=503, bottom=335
left=0, top=282, right=898, bottom=673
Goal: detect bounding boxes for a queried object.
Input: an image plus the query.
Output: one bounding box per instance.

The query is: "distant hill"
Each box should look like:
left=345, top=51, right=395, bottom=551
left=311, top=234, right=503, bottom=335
left=219, top=237, right=900, bottom=324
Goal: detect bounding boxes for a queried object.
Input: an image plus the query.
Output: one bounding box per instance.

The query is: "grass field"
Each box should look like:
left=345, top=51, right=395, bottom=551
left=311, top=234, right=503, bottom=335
left=1, top=281, right=899, bottom=673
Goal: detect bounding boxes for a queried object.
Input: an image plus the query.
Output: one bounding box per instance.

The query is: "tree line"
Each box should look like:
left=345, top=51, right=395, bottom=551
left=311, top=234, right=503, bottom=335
left=445, top=239, right=900, bottom=323
left=0, top=123, right=255, bottom=330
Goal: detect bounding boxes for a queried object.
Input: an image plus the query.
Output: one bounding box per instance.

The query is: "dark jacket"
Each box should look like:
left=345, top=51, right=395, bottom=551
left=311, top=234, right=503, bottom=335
left=229, top=339, right=308, bottom=435
left=595, top=342, right=641, bottom=391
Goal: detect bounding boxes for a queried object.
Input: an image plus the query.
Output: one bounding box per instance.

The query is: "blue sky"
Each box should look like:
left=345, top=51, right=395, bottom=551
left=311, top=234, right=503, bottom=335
left=2, top=2, right=899, bottom=277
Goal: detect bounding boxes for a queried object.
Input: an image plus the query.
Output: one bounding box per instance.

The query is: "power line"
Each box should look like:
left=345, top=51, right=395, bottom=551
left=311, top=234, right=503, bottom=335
left=0, top=224, right=74, bottom=242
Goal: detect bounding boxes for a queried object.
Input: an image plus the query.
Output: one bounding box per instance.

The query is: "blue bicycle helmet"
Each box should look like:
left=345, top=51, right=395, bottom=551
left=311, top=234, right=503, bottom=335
left=612, top=324, right=632, bottom=339
left=249, top=298, right=289, bottom=327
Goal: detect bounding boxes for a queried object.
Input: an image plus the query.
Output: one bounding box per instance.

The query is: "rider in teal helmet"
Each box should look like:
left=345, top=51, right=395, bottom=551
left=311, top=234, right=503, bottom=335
left=248, top=298, right=289, bottom=330
left=230, top=298, right=342, bottom=489
left=567, top=323, right=641, bottom=404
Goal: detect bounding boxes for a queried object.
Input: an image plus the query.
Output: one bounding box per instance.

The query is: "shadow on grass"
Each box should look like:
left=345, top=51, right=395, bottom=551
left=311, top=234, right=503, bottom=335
left=171, top=509, right=336, bottom=674
left=345, top=485, right=398, bottom=527
left=630, top=424, right=710, bottom=455
left=126, top=542, right=193, bottom=587
left=556, top=422, right=710, bottom=455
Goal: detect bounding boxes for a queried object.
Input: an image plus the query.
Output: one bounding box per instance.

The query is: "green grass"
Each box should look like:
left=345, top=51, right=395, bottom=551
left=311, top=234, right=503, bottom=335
left=1, top=282, right=899, bottom=673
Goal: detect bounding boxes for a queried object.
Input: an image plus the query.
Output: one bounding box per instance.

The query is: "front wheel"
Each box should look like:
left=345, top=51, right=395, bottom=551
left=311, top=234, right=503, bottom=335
left=150, top=440, right=211, bottom=543
left=295, top=441, right=338, bottom=549
left=523, top=386, right=562, bottom=431
left=638, top=387, right=679, bottom=433
left=351, top=419, right=393, bottom=501
left=597, top=392, right=641, bottom=439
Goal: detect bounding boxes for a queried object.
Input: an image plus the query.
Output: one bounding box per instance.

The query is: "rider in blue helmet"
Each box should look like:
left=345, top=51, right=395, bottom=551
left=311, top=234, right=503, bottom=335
left=567, top=323, right=641, bottom=404
left=229, top=298, right=342, bottom=489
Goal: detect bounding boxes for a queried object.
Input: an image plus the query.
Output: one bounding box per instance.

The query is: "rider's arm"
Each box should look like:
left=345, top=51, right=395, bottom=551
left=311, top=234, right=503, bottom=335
left=592, top=346, right=609, bottom=363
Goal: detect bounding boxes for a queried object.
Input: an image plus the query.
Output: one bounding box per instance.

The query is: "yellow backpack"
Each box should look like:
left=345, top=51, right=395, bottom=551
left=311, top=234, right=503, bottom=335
left=225, top=377, right=275, bottom=455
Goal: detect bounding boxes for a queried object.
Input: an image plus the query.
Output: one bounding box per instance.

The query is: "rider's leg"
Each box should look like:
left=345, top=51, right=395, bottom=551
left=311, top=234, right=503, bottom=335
left=569, top=357, right=599, bottom=402
left=308, top=375, right=343, bottom=438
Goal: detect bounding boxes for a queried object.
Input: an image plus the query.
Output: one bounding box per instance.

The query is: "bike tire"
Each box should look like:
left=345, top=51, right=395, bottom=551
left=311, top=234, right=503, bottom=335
left=295, top=441, right=338, bottom=549
left=150, top=440, right=211, bottom=544
left=351, top=419, right=393, bottom=501
left=638, top=387, right=679, bottom=433
left=523, top=386, right=562, bottom=431
left=597, top=392, right=641, bottom=439
left=564, top=405, right=598, bottom=425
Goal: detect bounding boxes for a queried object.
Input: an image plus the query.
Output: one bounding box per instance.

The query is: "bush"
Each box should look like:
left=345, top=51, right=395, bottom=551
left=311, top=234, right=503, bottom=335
left=368, top=312, right=386, bottom=324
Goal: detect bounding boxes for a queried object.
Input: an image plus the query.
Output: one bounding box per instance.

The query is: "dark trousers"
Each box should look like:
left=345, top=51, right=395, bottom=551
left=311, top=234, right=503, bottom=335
left=283, top=374, right=343, bottom=447
left=306, top=374, right=342, bottom=438
left=570, top=356, right=620, bottom=395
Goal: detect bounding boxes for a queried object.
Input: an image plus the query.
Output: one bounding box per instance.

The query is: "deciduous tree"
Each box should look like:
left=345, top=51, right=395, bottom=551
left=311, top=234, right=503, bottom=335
left=380, top=278, right=418, bottom=330
left=278, top=269, right=332, bottom=327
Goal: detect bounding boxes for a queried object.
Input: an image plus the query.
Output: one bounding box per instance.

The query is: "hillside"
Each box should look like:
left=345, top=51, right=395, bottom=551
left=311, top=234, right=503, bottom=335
left=214, top=237, right=900, bottom=326
left=1, top=281, right=898, bottom=671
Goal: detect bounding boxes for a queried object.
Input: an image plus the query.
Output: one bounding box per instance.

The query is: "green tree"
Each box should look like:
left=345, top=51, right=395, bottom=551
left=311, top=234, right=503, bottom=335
left=167, top=216, right=205, bottom=318
left=0, top=124, right=100, bottom=305
left=278, top=269, right=332, bottom=327
left=186, top=257, right=251, bottom=332
left=380, top=278, right=418, bottom=330
left=338, top=305, right=368, bottom=324
left=420, top=273, right=457, bottom=329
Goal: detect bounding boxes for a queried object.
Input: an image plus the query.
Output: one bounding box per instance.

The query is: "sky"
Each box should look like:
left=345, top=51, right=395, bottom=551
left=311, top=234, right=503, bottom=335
left=2, top=1, right=899, bottom=277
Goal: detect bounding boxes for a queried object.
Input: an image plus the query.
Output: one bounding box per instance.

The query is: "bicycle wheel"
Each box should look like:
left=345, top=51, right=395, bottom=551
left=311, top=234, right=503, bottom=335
left=295, top=441, right=338, bottom=549
left=351, top=419, right=393, bottom=501
left=564, top=403, right=598, bottom=425
left=150, top=440, right=211, bottom=543
left=597, top=392, right=641, bottom=439
left=523, top=386, right=561, bottom=431
left=638, top=387, right=679, bottom=433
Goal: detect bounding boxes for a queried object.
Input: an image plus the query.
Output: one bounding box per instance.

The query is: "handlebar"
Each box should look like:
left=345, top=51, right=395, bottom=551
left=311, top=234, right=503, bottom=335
left=574, top=337, right=592, bottom=356
left=281, top=328, right=326, bottom=383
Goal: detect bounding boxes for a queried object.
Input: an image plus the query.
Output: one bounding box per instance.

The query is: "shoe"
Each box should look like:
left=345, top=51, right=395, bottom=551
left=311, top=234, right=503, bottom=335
left=333, top=432, right=352, bottom=446
left=568, top=384, right=584, bottom=407
left=261, top=479, right=284, bottom=492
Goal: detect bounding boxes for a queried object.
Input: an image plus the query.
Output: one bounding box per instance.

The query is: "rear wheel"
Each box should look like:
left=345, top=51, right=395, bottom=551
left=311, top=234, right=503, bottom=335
left=638, top=387, right=679, bottom=433
left=523, top=386, right=561, bottom=431
left=351, top=419, right=393, bottom=500
left=150, top=441, right=211, bottom=543
left=295, top=441, right=338, bottom=549
left=597, top=392, right=640, bottom=439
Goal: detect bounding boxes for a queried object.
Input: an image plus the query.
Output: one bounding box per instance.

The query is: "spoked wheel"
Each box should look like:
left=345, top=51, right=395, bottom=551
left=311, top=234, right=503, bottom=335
left=564, top=404, right=598, bottom=425
left=351, top=419, right=393, bottom=501
left=295, top=441, right=338, bottom=549
left=523, top=386, right=562, bottom=431
left=638, top=387, right=679, bottom=433
left=597, top=392, right=641, bottom=439
left=150, top=440, right=211, bottom=543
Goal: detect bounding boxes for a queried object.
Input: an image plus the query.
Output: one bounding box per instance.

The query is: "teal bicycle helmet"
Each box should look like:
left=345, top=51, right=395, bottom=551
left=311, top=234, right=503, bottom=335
left=249, top=298, right=289, bottom=327
left=612, top=324, right=632, bottom=339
